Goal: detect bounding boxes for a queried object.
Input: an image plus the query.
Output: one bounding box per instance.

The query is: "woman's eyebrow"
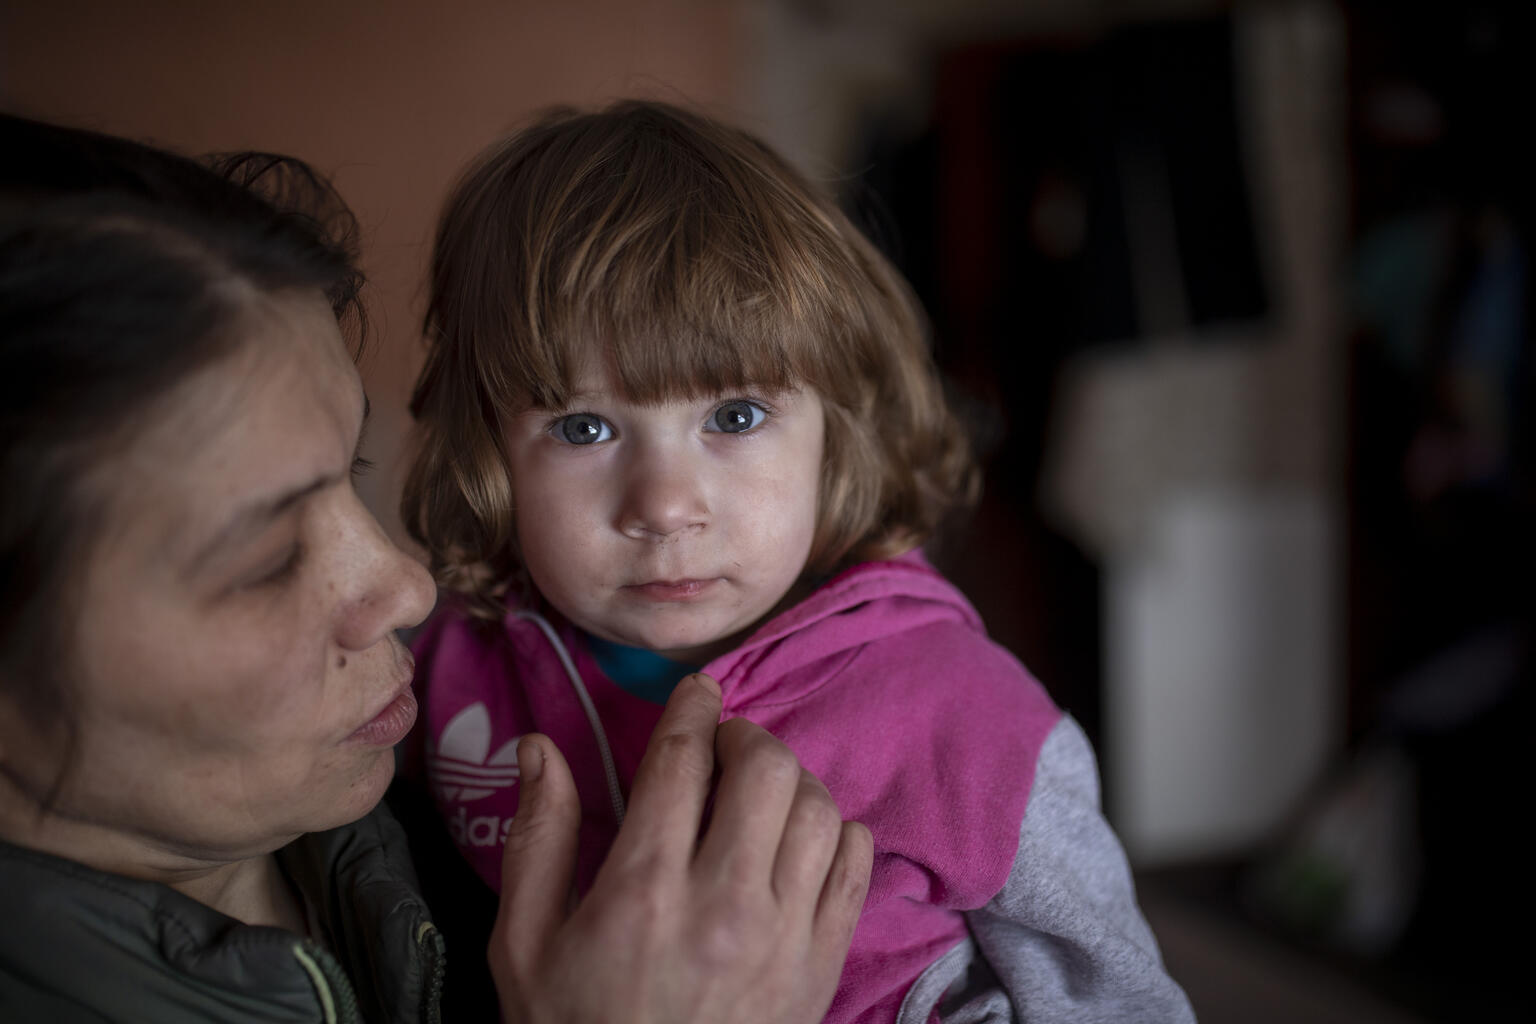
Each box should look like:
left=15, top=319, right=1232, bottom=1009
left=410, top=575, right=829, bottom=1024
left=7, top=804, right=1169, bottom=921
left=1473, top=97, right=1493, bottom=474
left=185, top=474, right=334, bottom=576
left=187, top=394, right=367, bottom=576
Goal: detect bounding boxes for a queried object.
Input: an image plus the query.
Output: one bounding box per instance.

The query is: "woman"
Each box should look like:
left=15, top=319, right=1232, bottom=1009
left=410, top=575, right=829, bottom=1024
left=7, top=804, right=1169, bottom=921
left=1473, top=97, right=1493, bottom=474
left=0, top=112, right=870, bottom=1023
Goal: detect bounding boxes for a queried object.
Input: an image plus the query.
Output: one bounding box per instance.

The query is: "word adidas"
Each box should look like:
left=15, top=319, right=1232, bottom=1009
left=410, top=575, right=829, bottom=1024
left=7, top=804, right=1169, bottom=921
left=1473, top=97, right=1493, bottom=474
left=446, top=804, right=514, bottom=848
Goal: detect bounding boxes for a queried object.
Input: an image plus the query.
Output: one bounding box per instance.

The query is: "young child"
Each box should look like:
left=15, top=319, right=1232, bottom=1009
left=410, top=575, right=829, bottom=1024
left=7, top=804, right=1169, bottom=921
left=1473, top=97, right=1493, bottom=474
left=403, top=100, right=1193, bottom=1023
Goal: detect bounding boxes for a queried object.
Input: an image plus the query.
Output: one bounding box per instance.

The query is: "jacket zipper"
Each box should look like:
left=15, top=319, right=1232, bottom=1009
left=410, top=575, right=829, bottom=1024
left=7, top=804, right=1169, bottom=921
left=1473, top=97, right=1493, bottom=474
left=417, top=920, right=447, bottom=1024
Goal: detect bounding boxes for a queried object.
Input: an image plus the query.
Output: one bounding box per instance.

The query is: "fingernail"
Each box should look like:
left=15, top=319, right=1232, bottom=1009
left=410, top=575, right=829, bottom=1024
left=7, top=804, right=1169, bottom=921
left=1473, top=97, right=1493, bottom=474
left=686, top=672, right=721, bottom=696
left=517, top=735, right=544, bottom=782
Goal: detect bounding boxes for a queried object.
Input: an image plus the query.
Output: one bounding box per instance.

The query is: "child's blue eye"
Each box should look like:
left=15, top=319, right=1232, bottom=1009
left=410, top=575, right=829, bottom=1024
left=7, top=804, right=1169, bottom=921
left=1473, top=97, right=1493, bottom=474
left=706, top=400, right=767, bottom=434
left=552, top=413, right=613, bottom=445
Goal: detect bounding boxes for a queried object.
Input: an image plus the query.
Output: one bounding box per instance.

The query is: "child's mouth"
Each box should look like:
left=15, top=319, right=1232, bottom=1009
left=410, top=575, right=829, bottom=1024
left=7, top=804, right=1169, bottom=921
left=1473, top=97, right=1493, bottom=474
left=625, top=578, right=717, bottom=601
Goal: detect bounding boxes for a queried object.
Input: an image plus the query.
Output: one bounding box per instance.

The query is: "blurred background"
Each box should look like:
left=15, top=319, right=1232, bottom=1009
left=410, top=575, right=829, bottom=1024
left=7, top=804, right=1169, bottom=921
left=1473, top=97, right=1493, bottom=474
left=3, top=1, right=1529, bottom=1020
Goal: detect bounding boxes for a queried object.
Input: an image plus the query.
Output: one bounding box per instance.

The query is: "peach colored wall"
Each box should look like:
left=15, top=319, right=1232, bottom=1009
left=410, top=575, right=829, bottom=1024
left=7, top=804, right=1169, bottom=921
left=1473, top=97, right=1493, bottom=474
left=0, top=0, right=741, bottom=542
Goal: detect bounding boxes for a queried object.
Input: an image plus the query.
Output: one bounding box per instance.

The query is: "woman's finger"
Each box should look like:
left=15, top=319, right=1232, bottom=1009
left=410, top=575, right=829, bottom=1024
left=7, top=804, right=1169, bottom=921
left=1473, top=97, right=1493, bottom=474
left=490, top=734, right=581, bottom=977
left=696, top=716, right=802, bottom=888
left=767, top=767, right=844, bottom=908
left=604, top=673, right=722, bottom=873
left=810, top=821, right=873, bottom=973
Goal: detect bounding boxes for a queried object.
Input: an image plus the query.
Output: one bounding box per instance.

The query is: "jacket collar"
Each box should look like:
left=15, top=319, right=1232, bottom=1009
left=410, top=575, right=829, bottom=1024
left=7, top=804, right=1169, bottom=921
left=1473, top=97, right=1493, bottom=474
left=0, top=805, right=441, bottom=1024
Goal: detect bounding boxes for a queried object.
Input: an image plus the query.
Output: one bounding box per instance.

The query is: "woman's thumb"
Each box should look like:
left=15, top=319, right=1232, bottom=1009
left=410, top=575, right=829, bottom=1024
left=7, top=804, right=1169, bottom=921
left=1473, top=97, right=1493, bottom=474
left=489, top=735, right=581, bottom=977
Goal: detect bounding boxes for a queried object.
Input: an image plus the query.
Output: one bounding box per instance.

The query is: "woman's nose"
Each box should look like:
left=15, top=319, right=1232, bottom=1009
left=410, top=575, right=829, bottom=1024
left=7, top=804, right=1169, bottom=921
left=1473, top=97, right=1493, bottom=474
left=335, top=496, right=437, bottom=650
left=617, top=449, right=709, bottom=541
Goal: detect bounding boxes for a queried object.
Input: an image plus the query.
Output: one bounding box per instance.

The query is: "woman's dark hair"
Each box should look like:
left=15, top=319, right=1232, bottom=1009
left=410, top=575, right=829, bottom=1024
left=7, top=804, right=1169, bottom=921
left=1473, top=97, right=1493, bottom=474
left=0, top=113, right=365, bottom=769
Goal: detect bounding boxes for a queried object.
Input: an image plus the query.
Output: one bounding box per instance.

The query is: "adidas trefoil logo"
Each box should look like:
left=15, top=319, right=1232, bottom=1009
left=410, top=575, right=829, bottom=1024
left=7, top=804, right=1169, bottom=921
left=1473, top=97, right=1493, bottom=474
left=428, top=702, right=521, bottom=802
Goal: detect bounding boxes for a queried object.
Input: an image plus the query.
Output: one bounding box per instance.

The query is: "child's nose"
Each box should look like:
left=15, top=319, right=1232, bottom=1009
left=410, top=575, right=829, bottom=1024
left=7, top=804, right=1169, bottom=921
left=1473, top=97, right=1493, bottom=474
left=618, top=454, right=709, bottom=540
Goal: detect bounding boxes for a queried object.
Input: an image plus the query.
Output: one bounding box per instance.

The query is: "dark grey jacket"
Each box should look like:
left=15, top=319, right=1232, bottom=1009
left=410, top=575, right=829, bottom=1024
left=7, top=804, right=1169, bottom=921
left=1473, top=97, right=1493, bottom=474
left=0, top=805, right=444, bottom=1023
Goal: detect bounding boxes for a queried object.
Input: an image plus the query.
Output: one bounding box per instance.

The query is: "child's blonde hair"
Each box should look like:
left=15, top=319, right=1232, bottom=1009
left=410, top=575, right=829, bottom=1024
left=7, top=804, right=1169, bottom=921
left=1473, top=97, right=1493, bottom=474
left=403, top=100, right=977, bottom=615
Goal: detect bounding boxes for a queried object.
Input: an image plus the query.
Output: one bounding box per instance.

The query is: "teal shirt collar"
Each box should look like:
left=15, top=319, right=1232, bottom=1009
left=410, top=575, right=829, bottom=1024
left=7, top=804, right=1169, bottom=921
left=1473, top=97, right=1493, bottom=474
left=584, top=634, right=700, bottom=704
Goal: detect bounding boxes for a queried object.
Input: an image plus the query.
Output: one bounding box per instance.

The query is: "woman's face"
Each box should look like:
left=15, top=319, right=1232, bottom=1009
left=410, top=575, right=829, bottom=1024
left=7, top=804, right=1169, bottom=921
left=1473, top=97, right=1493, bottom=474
left=4, top=290, right=435, bottom=863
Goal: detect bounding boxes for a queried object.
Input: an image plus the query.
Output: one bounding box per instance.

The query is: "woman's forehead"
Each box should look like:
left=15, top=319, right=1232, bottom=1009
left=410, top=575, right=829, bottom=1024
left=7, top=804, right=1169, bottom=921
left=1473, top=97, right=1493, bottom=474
left=88, top=293, right=360, bottom=552
left=152, top=292, right=356, bottom=439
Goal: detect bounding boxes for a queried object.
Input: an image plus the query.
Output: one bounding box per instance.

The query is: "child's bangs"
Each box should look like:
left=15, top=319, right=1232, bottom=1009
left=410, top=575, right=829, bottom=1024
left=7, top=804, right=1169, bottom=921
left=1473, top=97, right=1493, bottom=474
left=497, top=112, right=874, bottom=411
left=553, top=243, right=842, bottom=407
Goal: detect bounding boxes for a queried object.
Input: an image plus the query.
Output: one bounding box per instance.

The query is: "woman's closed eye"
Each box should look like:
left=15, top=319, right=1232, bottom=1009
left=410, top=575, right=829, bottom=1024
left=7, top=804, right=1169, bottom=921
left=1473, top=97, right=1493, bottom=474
left=704, top=399, right=769, bottom=434
left=550, top=412, right=614, bottom=446
left=242, top=543, right=304, bottom=591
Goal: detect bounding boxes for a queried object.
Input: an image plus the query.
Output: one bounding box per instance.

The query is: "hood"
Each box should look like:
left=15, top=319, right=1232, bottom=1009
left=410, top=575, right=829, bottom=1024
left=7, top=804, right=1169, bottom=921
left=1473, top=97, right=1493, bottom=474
left=704, top=550, right=984, bottom=708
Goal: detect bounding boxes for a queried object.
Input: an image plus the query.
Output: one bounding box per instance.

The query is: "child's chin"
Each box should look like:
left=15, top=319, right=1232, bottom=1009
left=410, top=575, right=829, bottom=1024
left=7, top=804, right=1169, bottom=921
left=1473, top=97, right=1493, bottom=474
left=603, top=610, right=751, bottom=662
left=656, top=633, right=742, bottom=665
left=628, top=621, right=723, bottom=650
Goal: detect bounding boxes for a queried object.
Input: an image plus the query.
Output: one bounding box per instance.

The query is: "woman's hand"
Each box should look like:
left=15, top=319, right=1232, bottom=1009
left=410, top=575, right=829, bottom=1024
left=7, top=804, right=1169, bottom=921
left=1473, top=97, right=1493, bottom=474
left=488, top=672, right=872, bottom=1024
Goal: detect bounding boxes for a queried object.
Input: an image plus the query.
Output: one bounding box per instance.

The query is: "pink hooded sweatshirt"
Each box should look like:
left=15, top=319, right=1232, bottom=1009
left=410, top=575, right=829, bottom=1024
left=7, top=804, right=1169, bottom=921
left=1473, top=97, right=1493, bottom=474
left=410, top=553, right=1192, bottom=1023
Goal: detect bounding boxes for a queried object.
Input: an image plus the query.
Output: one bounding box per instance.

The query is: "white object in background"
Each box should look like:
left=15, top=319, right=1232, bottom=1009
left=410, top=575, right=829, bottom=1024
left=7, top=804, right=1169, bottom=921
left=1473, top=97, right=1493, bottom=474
left=1107, top=486, right=1340, bottom=865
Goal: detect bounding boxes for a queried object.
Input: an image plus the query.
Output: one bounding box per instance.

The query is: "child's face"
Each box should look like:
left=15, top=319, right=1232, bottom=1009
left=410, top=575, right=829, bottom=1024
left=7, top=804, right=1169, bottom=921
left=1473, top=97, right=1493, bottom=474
left=503, top=360, right=825, bottom=664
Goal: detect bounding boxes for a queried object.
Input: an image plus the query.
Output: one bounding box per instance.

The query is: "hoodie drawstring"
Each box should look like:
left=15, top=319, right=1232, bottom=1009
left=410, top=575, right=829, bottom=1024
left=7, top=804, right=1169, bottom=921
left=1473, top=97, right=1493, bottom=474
left=513, top=611, right=627, bottom=827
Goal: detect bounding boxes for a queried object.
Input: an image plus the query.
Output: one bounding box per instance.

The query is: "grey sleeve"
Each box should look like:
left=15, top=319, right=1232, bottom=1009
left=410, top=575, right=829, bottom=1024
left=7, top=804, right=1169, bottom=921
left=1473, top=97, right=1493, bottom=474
left=911, top=716, right=1196, bottom=1023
